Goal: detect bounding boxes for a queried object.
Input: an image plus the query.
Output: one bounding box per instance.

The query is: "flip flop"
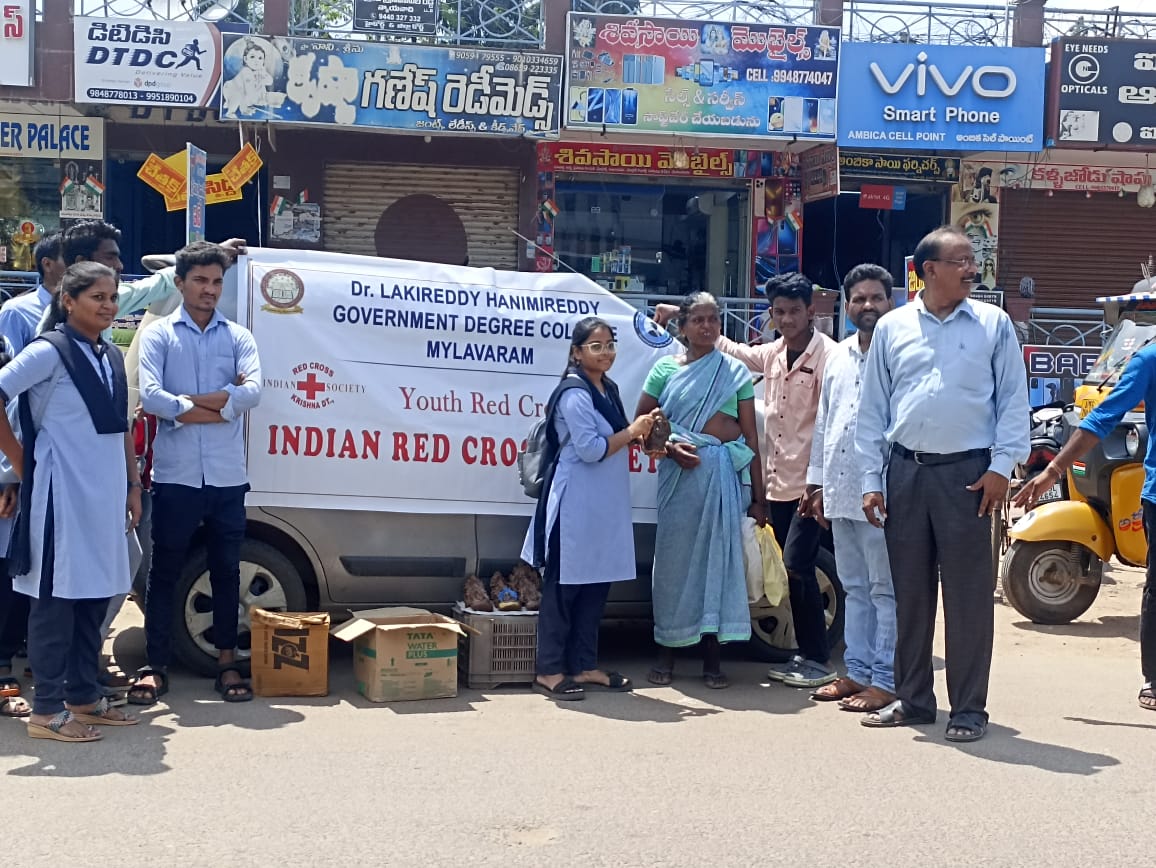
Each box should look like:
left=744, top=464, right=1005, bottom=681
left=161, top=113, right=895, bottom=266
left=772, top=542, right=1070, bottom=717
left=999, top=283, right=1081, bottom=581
left=812, top=676, right=865, bottom=702
left=127, top=666, right=169, bottom=706
left=646, top=668, right=674, bottom=686
left=839, top=686, right=897, bottom=713
left=1, top=695, right=30, bottom=718
left=215, top=665, right=254, bottom=703
left=68, top=696, right=139, bottom=727
left=860, top=700, right=935, bottom=729
left=532, top=678, right=585, bottom=701
left=27, top=711, right=103, bottom=743
left=579, top=671, right=633, bottom=692
left=945, top=714, right=988, bottom=743
left=1139, top=686, right=1156, bottom=711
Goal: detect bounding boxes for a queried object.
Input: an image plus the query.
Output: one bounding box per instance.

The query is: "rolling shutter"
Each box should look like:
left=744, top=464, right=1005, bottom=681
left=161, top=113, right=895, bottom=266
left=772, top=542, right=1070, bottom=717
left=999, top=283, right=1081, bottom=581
left=997, top=188, right=1156, bottom=310
left=323, top=163, right=520, bottom=270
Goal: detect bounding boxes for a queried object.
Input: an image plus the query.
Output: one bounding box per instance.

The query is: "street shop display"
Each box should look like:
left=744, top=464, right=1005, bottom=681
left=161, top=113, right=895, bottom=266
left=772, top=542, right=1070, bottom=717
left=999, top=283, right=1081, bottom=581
left=218, top=34, right=562, bottom=136
left=565, top=14, right=839, bottom=139
left=237, top=248, right=678, bottom=517
left=1050, top=37, right=1156, bottom=150
left=461, top=564, right=542, bottom=614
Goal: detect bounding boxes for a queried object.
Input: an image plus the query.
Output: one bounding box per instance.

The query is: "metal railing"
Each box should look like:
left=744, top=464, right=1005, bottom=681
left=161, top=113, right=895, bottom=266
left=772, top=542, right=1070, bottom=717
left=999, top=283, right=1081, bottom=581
left=1043, top=6, right=1156, bottom=42
left=1026, top=308, right=1107, bottom=347
left=73, top=0, right=263, bottom=31
left=842, top=0, right=1011, bottom=46
left=290, top=0, right=544, bottom=44
left=568, top=0, right=813, bottom=25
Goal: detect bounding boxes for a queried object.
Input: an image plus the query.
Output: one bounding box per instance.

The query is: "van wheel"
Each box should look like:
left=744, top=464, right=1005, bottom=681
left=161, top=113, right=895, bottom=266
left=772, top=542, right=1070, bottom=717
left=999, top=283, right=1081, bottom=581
left=171, top=540, right=308, bottom=677
left=1002, top=540, right=1101, bottom=625
left=748, top=547, right=844, bottom=663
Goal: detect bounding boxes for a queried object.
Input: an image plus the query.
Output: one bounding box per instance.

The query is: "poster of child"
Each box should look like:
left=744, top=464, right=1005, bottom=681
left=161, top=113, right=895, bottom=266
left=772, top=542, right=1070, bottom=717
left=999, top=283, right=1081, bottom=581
left=221, top=37, right=288, bottom=119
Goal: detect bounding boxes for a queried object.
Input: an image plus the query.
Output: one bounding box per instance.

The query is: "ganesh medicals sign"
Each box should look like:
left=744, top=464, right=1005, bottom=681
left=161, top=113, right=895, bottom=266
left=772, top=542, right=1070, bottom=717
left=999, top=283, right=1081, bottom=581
left=837, top=42, right=1045, bottom=151
left=238, top=249, right=676, bottom=517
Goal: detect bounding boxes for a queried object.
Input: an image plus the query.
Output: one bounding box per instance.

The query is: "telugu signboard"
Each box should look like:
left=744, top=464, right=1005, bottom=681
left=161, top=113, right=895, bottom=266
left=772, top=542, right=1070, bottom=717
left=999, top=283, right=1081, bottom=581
left=0, top=0, right=34, bottom=87
left=959, top=159, right=1153, bottom=194
left=840, top=151, right=960, bottom=183
left=838, top=42, right=1046, bottom=151
left=353, top=0, right=437, bottom=36
left=1050, top=37, right=1156, bottom=150
left=537, top=141, right=752, bottom=178
left=219, top=35, right=562, bottom=136
left=74, top=18, right=224, bottom=107
left=565, top=14, right=839, bottom=139
left=238, top=249, right=677, bottom=516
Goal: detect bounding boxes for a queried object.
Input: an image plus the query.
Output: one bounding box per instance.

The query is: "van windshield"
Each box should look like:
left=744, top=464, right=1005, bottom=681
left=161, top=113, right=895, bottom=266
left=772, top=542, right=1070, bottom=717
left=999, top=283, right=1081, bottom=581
left=1084, top=319, right=1156, bottom=386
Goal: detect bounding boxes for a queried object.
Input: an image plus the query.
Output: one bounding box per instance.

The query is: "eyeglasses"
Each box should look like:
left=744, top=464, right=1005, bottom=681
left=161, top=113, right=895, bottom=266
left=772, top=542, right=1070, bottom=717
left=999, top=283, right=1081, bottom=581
left=932, top=257, right=977, bottom=268
left=580, top=341, right=617, bottom=354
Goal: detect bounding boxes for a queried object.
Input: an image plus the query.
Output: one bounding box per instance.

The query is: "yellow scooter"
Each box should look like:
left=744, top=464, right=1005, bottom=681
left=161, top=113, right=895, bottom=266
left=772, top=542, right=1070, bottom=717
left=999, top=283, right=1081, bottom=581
left=1004, top=292, right=1154, bottom=624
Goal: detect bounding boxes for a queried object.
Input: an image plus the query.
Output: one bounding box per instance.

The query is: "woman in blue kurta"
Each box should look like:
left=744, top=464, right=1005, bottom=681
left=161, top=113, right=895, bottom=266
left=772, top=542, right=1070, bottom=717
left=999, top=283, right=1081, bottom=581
left=637, top=292, right=765, bottom=689
left=521, top=317, right=658, bottom=701
left=0, top=262, right=143, bottom=742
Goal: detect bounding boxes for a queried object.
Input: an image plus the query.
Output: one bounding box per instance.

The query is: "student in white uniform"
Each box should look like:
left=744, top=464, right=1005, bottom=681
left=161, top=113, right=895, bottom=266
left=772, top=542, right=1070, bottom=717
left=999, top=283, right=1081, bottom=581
left=0, top=263, right=143, bottom=742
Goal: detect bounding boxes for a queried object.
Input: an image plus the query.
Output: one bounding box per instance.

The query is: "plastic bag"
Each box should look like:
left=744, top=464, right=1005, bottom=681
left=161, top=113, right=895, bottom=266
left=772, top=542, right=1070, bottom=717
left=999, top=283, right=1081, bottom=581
left=741, top=519, right=789, bottom=606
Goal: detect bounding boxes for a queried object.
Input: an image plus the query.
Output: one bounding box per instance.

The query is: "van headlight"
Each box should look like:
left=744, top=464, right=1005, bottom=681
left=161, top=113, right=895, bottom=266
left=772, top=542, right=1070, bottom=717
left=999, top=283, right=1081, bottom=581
left=1126, top=426, right=1141, bottom=458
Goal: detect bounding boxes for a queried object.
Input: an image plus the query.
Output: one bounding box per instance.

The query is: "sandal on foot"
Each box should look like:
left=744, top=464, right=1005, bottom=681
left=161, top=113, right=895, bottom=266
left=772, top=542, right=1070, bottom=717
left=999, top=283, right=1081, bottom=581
left=702, top=671, right=729, bottom=689
left=861, top=700, right=935, bottom=729
left=579, top=671, right=633, bottom=692
left=646, top=668, right=673, bottom=686
left=1, top=695, right=30, bottom=717
left=98, top=669, right=132, bottom=689
left=0, top=676, right=20, bottom=698
left=215, top=666, right=254, bottom=703
left=127, top=667, right=169, bottom=707
left=69, top=696, right=138, bottom=727
left=812, top=676, right=865, bottom=702
left=532, top=678, right=585, bottom=701
left=945, top=714, right=988, bottom=743
left=27, top=711, right=102, bottom=743
left=839, top=686, right=897, bottom=713
left=1139, top=686, right=1156, bottom=711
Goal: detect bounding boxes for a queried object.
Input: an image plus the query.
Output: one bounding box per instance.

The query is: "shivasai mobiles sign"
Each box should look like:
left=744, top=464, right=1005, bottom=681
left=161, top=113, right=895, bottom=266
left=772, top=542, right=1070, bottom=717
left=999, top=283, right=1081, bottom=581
left=238, top=249, right=677, bottom=517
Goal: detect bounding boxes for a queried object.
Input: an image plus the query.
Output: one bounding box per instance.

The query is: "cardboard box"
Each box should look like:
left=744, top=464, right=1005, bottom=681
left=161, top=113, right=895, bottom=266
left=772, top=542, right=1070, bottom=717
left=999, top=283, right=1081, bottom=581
left=331, top=607, right=467, bottom=702
left=250, top=608, right=331, bottom=697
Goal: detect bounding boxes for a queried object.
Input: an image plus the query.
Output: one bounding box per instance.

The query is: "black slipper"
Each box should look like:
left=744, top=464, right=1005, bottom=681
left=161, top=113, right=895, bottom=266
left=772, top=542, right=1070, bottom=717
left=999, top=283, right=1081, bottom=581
left=214, top=665, right=254, bottom=703
left=579, top=671, right=633, bottom=692
left=945, top=715, right=988, bottom=743
left=532, top=678, right=585, bottom=701
left=127, top=666, right=169, bottom=706
left=1139, top=686, right=1156, bottom=711
left=860, top=699, right=935, bottom=729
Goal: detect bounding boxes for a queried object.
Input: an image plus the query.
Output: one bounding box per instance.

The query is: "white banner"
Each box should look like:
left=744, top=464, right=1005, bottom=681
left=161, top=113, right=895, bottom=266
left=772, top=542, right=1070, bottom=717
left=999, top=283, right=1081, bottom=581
left=0, top=0, right=34, bottom=87
left=240, top=249, right=678, bottom=518
left=73, top=18, right=223, bottom=107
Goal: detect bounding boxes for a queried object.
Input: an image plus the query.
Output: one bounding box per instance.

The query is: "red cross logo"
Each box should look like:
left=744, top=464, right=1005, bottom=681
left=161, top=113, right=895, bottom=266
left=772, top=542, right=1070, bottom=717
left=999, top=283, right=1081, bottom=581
left=296, top=372, right=327, bottom=401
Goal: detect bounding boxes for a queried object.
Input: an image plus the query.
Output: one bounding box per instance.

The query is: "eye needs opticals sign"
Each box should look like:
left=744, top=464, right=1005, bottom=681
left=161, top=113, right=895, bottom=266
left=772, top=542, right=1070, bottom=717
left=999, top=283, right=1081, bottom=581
left=838, top=43, right=1045, bottom=152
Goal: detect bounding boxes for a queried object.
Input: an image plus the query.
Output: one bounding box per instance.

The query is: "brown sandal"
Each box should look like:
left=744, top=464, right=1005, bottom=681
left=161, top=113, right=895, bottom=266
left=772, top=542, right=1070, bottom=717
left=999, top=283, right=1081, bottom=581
left=839, top=686, right=897, bottom=713
left=811, top=676, right=865, bottom=702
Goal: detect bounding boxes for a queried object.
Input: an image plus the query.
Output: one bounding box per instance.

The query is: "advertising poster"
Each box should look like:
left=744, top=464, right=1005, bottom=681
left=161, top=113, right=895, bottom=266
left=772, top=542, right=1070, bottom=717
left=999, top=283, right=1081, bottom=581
left=565, top=14, right=839, bottom=139
left=753, top=152, right=802, bottom=298
left=951, top=163, right=1000, bottom=289
left=74, top=18, right=223, bottom=107
left=1023, top=344, right=1100, bottom=406
left=838, top=42, right=1046, bottom=151
left=59, top=161, right=104, bottom=220
left=238, top=249, right=677, bottom=517
left=353, top=0, right=437, bottom=36
left=0, top=0, right=33, bottom=87
left=219, top=35, right=562, bottom=136
left=186, top=143, right=207, bottom=243
left=1051, top=37, right=1156, bottom=150
left=799, top=144, right=839, bottom=203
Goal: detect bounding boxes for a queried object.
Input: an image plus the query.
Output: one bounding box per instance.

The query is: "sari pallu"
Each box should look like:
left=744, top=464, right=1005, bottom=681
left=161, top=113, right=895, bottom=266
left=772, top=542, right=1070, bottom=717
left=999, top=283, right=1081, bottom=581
left=652, top=351, right=754, bottom=647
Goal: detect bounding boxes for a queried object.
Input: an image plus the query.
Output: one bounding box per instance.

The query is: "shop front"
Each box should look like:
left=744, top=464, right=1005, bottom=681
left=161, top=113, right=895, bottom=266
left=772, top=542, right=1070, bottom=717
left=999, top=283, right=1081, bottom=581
left=0, top=105, right=104, bottom=273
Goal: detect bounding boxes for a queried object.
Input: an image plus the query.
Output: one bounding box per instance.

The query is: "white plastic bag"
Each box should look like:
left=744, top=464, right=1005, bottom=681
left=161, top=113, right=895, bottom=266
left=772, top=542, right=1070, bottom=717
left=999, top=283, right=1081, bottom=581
left=741, top=517, right=763, bottom=603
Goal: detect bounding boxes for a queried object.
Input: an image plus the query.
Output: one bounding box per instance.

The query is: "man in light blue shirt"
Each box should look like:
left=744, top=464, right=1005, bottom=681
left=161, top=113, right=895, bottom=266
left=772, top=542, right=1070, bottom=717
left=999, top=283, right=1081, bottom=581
left=133, top=242, right=261, bottom=705
left=0, top=233, right=64, bottom=354
left=855, top=225, right=1029, bottom=743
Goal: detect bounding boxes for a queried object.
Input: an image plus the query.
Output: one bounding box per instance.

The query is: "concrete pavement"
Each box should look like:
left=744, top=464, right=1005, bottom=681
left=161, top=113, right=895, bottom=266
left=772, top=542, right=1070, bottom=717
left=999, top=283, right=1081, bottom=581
left=1, top=567, right=1154, bottom=867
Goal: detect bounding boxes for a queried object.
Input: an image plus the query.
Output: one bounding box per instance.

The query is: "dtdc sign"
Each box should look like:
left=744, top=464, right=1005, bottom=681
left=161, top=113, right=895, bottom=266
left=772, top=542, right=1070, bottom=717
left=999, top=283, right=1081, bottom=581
left=838, top=43, right=1046, bottom=151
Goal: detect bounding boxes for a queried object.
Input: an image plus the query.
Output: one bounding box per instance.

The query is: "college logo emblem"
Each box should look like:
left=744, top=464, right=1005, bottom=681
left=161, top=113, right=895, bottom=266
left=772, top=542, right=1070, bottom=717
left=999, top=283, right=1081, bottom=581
left=634, top=311, right=674, bottom=348
left=260, top=269, right=305, bottom=314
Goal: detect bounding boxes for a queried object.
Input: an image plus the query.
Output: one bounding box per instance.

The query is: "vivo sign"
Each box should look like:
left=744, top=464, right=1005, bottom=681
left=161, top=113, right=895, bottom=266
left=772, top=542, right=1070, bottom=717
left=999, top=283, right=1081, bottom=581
left=839, top=43, right=1045, bottom=152
left=869, top=53, right=1017, bottom=99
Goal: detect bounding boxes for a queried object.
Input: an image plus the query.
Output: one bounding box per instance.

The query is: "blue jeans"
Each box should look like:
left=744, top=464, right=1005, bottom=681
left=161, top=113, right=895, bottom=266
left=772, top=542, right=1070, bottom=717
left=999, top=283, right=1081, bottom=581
left=831, top=517, right=897, bottom=693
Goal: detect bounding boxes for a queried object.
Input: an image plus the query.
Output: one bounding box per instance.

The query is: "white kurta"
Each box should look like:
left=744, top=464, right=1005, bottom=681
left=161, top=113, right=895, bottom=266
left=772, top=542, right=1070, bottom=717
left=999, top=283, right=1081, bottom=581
left=520, top=387, right=636, bottom=585
left=0, top=340, right=130, bottom=600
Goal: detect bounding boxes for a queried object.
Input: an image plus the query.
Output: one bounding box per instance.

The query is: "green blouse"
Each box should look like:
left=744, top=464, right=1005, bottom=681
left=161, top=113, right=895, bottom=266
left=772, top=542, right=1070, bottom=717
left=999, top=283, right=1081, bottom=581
left=643, top=356, right=755, bottom=418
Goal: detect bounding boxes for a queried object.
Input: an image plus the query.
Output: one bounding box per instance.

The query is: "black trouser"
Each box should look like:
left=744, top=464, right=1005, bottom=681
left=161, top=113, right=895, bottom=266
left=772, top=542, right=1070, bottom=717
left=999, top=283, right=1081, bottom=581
left=1139, top=501, right=1156, bottom=683
left=884, top=449, right=993, bottom=723
left=769, top=498, right=828, bottom=663
left=535, top=518, right=612, bottom=676
left=0, top=557, right=28, bottom=668
left=145, top=482, right=247, bottom=669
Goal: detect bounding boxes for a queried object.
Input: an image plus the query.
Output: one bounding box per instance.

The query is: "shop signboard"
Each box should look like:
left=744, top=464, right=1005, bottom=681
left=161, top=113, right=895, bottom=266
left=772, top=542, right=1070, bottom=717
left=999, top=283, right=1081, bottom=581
left=1023, top=344, right=1100, bottom=406
left=0, top=0, right=34, bottom=87
left=74, top=18, right=224, bottom=107
left=0, top=113, right=104, bottom=160
left=960, top=159, right=1152, bottom=194
left=838, top=43, right=1046, bottom=152
left=1050, top=37, right=1156, bottom=150
left=800, top=144, right=839, bottom=203
left=538, top=142, right=754, bottom=178
left=840, top=152, right=960, bottom=183
left=353, top=0, right=437, bottom=36
left=860, top=184, right=906, bottom=210
left=565, top=14, right=839, bottom=139
left=218, top=35, right=562, bottom=136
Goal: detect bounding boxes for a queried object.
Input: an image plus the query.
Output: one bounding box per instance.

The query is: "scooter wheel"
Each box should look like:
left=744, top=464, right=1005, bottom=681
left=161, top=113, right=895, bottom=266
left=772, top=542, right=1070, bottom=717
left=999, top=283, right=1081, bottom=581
left=1002, top=540, right=1102, bottom=625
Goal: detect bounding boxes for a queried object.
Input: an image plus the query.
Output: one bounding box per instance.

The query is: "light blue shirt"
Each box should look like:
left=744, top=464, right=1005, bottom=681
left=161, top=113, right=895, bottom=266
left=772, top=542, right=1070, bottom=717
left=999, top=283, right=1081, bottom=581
left=855, top=294, right=1030, bottom=496
left=34, top=268, right=179, bottom=341
left=139, top=305, right=262, bottom=488
left=0, top=285, right=52, bottom=353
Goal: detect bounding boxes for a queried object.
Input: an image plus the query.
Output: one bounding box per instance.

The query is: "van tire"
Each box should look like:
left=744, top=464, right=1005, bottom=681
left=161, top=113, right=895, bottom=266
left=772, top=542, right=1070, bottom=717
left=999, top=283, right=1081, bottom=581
left=171, top=539, right=308, bottom=677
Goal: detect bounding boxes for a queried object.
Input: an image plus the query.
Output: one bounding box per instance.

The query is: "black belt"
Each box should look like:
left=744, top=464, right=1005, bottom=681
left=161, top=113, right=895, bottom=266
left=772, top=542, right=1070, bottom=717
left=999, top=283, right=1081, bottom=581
left=893, top=445, right=990, bottom=466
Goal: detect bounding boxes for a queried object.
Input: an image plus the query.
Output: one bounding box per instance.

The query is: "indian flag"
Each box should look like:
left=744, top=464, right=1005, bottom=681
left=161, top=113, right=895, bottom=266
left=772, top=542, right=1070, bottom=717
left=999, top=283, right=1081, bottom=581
left=59, top=177, right=75, bottom=194
left=1072, top=462, right=1087, bottom=477
left=269, top=195, right=286, bottom=216
left=84, top=175, right=105, bottom=195
left=540, top=198, right=559, bottom=219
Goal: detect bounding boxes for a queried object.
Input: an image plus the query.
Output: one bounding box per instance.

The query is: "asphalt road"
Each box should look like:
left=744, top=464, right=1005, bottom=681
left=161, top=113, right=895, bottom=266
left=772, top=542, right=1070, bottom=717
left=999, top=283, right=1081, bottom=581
left=2, top=566, right=1154, bottom=867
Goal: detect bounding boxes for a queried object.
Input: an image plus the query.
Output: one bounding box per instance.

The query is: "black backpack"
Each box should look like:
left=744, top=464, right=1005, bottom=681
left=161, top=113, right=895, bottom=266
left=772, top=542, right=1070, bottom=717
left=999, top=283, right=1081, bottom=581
left=516, top=376, right=586, bottom=499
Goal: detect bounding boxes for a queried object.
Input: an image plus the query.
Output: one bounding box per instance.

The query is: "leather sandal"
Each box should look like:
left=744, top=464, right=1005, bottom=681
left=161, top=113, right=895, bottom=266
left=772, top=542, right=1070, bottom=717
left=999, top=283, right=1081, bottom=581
left=839, top=686, right=897, bottom=713
left=811, top=676, right=865, bottom=702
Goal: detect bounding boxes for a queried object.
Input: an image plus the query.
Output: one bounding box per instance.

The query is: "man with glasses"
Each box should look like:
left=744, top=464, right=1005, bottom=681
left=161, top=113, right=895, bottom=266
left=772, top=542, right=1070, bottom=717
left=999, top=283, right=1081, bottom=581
left=855, top=225, right=1029, bottom=743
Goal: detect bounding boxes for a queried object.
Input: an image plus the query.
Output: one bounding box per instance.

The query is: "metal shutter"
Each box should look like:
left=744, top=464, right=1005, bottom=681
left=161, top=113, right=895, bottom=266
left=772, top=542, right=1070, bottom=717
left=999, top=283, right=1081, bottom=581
left=998, top=188, right=1156, bottom=310
left=323, top=163, right=520, bottom=270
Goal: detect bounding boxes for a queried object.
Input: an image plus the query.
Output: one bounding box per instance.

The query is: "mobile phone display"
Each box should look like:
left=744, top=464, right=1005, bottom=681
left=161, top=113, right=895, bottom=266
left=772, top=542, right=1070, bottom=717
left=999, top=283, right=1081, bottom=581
left=623, top=88, right=638, bottom=124
left=587, top=88, right=605, bottom=124
left=604, top=88, right=622, bottom=124
left=569, top=88, right=588, bottom=123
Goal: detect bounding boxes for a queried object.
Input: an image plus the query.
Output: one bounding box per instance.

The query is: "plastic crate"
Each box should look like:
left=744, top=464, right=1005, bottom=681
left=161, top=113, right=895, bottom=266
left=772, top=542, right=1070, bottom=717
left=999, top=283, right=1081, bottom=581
left=453, top=605, right=538, bottom=688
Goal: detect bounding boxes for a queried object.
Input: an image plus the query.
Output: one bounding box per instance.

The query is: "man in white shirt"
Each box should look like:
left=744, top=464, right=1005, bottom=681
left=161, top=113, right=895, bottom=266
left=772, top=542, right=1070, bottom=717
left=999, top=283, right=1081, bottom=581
left=801, top=264, right=896, bottom=712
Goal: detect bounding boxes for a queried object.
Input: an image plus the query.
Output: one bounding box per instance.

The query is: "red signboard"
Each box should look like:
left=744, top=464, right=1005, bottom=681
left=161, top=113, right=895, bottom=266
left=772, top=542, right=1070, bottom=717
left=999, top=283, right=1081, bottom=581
left=538, top=142, right=746, bottom=178
left=859, top=184, right=894, bottom=209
